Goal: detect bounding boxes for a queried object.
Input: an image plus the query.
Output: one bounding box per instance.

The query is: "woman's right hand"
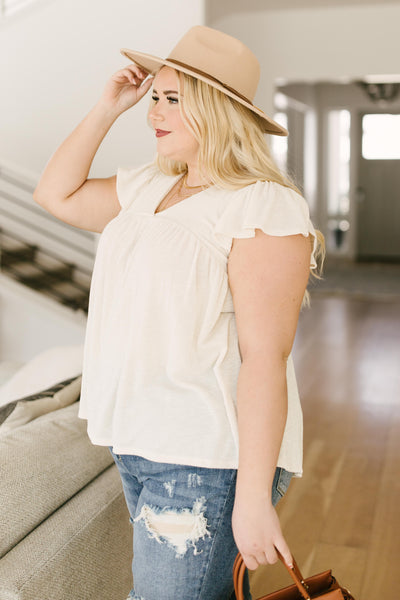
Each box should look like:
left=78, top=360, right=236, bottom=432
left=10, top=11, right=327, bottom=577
left=99, top=64, right=154, bottom=116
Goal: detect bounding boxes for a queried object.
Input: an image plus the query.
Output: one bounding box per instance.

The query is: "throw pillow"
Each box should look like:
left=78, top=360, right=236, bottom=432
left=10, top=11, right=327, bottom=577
left=0, top=375, right=82, bottom=436
left=0, top=344, right=84, bottom=406
left=0, top=361, right=24, bottom=386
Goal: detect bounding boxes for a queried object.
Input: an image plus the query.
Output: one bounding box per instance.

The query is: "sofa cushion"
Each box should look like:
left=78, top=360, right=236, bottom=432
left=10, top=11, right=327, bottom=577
left=0, top=375, right=82, bottom=435
left=0, top=464, right=132, bottom=600
left=0, top=402, right=114, bottom=558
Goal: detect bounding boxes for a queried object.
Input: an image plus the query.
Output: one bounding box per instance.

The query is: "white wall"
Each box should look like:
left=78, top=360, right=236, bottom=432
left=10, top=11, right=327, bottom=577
left=207, top=2, right=400, bottom=117
left=0, top=0, right=205, bottom=179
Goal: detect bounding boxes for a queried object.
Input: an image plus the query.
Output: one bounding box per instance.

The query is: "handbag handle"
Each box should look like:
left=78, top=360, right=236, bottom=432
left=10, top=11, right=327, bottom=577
left=233, top=549, right=312, bottom=600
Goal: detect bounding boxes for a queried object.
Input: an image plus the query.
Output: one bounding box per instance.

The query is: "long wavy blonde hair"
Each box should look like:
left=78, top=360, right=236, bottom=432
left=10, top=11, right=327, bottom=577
left=150, top=68, right=325, bottom=283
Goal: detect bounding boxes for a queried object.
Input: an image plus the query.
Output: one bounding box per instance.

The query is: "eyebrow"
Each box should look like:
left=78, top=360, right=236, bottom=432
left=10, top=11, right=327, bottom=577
left=152, top=89, right=179, bottom=95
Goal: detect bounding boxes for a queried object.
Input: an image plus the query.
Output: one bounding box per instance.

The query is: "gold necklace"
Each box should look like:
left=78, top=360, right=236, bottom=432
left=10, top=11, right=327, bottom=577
left=156, top=174, right=210, bottom=213
left=156, top=176, right=186, bottom=213
left=181, top=173, right=209, bottom=190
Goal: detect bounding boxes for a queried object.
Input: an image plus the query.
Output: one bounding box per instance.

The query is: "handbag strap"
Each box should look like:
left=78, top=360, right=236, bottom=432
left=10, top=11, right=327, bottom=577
left=233, top=550, right=311, bottom=600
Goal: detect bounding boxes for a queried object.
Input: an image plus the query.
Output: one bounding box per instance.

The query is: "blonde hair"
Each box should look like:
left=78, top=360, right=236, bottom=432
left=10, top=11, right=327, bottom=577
left=150, top=68, right=325, bottom=287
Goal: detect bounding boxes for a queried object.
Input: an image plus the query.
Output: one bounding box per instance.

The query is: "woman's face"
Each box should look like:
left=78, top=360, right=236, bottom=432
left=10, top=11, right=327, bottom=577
left=148, top=66, right=199, bottom=166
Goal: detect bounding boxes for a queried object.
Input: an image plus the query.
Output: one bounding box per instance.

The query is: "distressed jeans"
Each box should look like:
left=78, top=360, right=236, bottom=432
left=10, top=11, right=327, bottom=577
left=109, top=449, right=293, bottom=600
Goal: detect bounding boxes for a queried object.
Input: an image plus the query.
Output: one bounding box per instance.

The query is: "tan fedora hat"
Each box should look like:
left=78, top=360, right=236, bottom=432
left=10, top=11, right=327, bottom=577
left=120, top=26, right=287, bottom=136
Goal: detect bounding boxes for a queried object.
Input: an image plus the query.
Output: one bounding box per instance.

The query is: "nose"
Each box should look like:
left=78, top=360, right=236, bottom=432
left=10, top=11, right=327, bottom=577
left=149, top=103, right=164, bottom=123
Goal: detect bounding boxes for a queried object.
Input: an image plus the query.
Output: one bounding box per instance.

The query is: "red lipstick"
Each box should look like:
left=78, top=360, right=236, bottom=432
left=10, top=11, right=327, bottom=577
left=156, top=129, right=171, bottom=138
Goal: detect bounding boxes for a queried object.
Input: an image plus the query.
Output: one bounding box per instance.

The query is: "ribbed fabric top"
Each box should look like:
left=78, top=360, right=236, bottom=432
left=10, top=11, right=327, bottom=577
left=79, top=163, right=317, bottom=474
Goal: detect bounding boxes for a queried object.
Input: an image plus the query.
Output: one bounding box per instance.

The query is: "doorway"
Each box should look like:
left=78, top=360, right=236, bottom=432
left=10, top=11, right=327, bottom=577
left=357, top=112, right=400, bottom=260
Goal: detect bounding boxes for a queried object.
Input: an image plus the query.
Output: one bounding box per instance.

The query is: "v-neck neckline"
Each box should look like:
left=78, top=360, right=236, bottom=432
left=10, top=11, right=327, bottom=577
left=152, top=174, right=210, bottom=216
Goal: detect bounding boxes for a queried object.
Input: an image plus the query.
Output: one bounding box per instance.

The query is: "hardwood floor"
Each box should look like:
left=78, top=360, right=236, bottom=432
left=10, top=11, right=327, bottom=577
left=249, top=295, right=400, bottom=600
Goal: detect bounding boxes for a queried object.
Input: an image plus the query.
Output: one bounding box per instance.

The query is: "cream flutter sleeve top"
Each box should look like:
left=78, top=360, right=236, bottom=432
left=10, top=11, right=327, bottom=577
left=79, top=163, right=317, bottom=476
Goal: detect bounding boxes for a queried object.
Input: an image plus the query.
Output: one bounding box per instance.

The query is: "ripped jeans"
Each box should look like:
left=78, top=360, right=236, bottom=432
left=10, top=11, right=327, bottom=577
left=110, top=449, right=292, bottom=600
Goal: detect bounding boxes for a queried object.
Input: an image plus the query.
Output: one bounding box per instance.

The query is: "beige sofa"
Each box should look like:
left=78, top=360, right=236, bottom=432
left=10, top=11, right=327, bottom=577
left=0, top=351, right=133, bottom=600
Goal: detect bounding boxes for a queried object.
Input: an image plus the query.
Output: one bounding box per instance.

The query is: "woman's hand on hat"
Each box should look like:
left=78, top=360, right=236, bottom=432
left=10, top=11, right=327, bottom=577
left=99, top=65, right=154, bottom=116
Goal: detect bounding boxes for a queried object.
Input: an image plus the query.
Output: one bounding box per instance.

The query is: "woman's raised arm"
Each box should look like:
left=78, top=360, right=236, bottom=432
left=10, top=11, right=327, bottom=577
left=33, top=65, right=153, bottom=232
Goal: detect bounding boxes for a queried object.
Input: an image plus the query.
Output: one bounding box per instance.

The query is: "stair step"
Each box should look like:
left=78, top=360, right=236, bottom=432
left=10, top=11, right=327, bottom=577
left=0, top=232, right=89, bottom=313
left=17, top=265, right=75, bottom=288
left=1, top=245, right=38, bottom=265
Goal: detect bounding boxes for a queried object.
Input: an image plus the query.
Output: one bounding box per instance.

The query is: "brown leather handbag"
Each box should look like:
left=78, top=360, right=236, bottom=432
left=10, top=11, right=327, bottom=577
left=233, top=551, right=355, bottom=600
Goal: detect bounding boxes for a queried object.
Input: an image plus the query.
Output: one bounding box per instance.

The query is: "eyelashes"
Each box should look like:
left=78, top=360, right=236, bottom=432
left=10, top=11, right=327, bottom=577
left=151, top=95, right=179, bottom=104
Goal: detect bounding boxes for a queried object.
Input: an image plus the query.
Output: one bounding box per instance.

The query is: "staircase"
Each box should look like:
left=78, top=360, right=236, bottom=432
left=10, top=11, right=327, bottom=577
left=0, top=230, right=92, bottom=312
left=0, top=161, right=96, bottom=314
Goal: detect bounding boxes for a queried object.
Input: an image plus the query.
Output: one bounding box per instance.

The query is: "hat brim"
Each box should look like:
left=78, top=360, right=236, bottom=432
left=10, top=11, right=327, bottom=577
left=120, top=48, right=288, bottom=136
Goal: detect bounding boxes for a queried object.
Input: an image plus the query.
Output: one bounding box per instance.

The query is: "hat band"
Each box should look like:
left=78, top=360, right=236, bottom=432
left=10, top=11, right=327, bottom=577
left=167, top=58, right=253, bottom=105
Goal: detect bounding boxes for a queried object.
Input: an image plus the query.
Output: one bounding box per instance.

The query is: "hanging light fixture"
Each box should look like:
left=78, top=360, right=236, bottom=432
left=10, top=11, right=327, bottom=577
left=357, top=81, right=400, bottom=104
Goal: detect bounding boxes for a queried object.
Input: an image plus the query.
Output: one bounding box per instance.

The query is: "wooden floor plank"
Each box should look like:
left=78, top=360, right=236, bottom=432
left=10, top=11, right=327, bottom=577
left=307, top=542, right=366, bottom=597
left=319, top=404, right=391, bottom=548
left=361, top=404, right=400, bottom=599
left=249, top=296, right=400, bottom=599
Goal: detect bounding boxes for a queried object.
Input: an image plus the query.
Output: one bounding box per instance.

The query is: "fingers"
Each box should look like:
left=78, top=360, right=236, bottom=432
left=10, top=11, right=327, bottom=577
left=120, top=65, right=154, bottom=96
left=241, top=542, right=293, bottom=571
left=241, top=554, right=259, bottom=571
left=264, top=546, right=279, bottom=564
left=114, top=65, right=151, bottom=86
left=136, top=75, right=154, bottom=99
left=242, top=550, right=277, bottom=570
left=109, top=65, right=154, bottom=107
left=274, top=541, right=293, bottom=569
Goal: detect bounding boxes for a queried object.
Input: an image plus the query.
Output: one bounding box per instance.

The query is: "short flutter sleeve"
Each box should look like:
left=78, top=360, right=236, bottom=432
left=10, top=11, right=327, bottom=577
left=214, top=180, right=318, bottom=269
left=116, top=162, right=158, bottom=210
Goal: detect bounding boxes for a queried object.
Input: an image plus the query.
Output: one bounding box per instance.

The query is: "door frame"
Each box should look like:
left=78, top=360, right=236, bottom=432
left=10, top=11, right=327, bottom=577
left=356, top=109, right=400, bottom=260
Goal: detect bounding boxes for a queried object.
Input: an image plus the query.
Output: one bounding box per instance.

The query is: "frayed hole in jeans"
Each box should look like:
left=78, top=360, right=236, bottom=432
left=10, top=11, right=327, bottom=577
left=134, top=497, right=210, bottom=558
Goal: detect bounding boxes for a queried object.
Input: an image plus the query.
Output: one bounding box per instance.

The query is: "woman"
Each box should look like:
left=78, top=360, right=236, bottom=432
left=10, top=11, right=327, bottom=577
left=34, top=26, right=323, bottom=600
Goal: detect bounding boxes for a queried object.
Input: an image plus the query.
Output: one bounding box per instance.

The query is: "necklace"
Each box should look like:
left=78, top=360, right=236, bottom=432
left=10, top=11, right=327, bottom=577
left=155, top=173, right=211, bottom=214
left=181, top=173, right=209, bottom=190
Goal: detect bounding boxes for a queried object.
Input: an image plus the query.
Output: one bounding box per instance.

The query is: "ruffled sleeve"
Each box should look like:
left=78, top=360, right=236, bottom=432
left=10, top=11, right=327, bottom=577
left=116, top=162, right=158, bottom=210
left=214, top=180, right=318, bottom=269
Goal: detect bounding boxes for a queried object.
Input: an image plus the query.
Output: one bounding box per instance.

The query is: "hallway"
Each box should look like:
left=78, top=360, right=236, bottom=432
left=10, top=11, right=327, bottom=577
left=249, top=295, right=400, bottom=599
